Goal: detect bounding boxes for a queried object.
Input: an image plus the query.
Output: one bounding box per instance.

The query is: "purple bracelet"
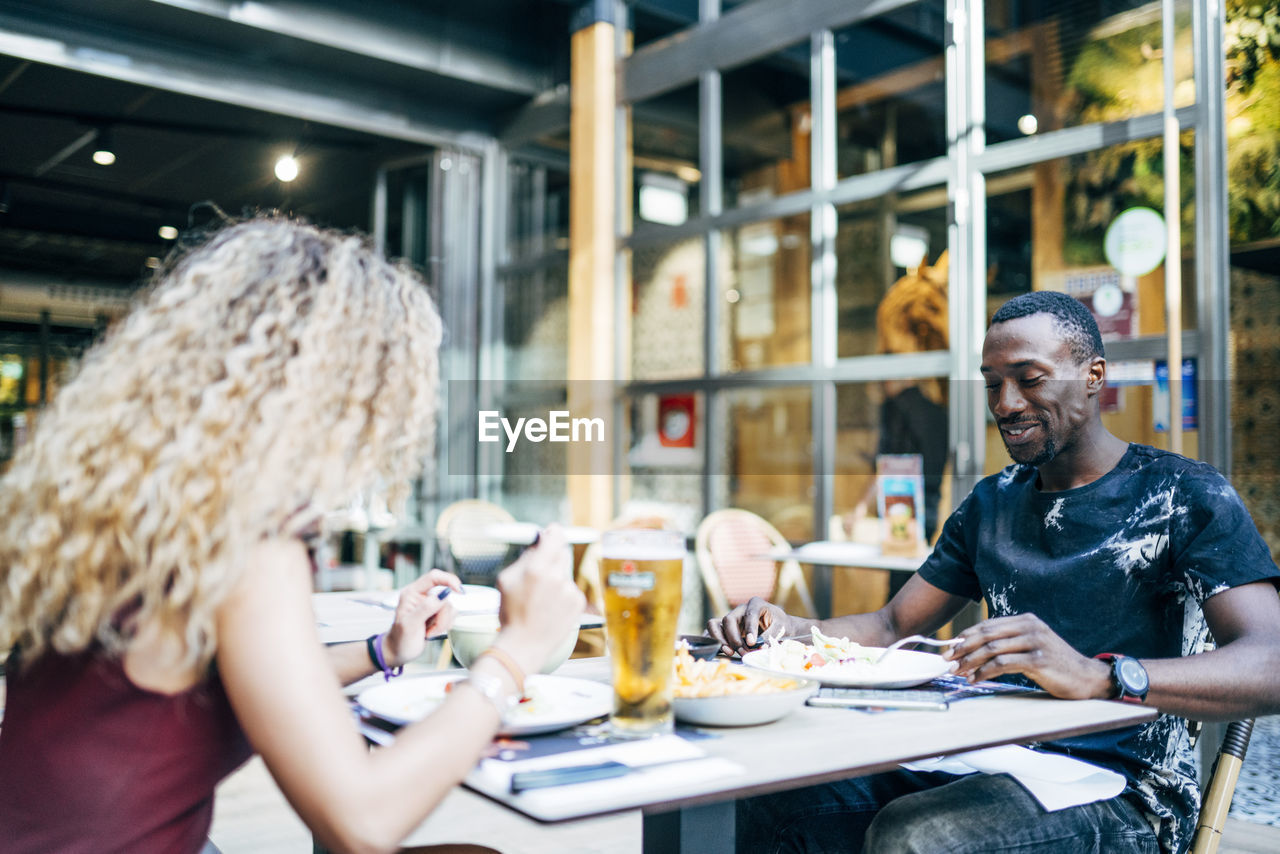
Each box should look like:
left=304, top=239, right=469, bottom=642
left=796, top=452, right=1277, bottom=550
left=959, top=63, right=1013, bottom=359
left=366, top=632, right=403, bottom=681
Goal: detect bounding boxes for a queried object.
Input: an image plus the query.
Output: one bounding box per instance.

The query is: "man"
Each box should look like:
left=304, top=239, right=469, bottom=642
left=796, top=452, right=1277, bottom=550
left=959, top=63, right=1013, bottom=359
left=709, top=291, right=1280, bottom=854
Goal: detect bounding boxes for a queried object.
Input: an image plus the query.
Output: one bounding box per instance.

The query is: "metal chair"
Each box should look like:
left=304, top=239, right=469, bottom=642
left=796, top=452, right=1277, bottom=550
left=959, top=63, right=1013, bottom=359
left=1190, top=718, right=1256, bottom=854
left=694, top=508, right=816, bottom=618
left=433, top=499, right=515, bottom=585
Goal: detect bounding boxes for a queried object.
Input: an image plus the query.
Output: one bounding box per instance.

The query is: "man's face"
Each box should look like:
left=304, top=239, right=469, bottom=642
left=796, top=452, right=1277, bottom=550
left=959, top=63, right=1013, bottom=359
left=980, top=313, right=1099, bottom=467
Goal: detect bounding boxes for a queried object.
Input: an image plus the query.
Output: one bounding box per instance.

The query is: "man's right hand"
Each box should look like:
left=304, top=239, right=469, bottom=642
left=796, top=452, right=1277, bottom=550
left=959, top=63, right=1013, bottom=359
left=706, top=596, right=794, bottom=657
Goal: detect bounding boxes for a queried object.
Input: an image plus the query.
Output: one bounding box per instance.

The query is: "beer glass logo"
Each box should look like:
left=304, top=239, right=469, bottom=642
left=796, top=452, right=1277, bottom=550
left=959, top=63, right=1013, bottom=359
left=608, top=559, right=655, bottom=598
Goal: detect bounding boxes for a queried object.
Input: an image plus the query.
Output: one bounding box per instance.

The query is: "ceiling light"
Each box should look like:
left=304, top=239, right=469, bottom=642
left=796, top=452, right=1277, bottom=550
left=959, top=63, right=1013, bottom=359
left=1017, top=114, right=1038, bottom=135
left=274, top=154, right=299, bottom=182
left=158, top=225, right=178, bottom=240
left=638, top=172, right=688, bottom=226
left=92, top=127, right=116, bottom=166
left=144, top=256, right=161, bottom=269
left=890, top=224, right=930, bottom=270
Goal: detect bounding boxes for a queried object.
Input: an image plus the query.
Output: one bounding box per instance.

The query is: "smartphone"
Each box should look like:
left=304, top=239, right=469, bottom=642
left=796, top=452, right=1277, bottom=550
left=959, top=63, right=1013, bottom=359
left=806, top=687, right=950, bottom=711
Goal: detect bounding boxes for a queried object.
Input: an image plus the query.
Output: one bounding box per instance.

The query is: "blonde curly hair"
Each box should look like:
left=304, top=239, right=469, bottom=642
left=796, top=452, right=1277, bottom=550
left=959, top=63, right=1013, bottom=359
left=0, top=218, right=443, bottom=671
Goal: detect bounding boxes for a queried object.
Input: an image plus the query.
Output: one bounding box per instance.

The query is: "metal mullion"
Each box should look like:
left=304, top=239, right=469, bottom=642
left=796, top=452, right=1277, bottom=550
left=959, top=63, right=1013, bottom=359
left=1161, top=0, right=1185, bottom=455
left=371, top=167, right=388, bottom=256
left=623, top=102, right=1200, bottom=253
left=496, top=250, right=571, bottom=278
left=477, top=141, right=503, bottom=499
left=976, top=107, right=1197, bottom=176
left=811, top=28, right=837, bottom=546
left=624, top=350, right=953, bottom=397
left=698, top=0, right=722, bottom=530
left=945, top=0, right=986, bottom=506
left=624, top=158, right=950, bottom=249
left=826, top=158, right=951, bottom=207
left=624, top=0, right=919, bottom=104
left=1193, top=0, right=1230, bottom=473
left=1108, top=332, right=1200, bottom=362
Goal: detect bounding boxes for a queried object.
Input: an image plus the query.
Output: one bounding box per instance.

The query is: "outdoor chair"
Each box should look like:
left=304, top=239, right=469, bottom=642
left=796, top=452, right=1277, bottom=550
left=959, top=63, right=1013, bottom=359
left=1190, top=718, right=1256, bottom=854
left=694, top=508, right=816, bottom=619
left=433, top=499, right=516, bottom=586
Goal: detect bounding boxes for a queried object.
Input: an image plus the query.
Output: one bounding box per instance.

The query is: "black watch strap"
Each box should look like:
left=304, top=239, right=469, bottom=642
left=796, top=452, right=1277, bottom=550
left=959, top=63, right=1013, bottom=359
left=1095, top=653, right=1149, bottom=704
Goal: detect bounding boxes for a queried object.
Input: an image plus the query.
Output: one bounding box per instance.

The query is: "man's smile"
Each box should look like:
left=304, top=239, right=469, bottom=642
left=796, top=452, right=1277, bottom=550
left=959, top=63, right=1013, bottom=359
left=1000, top=420, right=1043, bottom=445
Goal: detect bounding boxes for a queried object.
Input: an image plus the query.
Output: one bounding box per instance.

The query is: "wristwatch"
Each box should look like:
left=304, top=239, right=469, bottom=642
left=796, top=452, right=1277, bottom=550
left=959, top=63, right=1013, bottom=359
left=1095, top=653, right=1149, bottom=704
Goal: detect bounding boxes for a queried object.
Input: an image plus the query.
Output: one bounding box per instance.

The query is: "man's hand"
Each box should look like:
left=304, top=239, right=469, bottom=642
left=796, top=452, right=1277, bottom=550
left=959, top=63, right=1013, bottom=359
left=382, top=570, right=463, bottom=668
left=943, top=613, right=1113, bottom=700
left=706, top=596, right=794, bottom=657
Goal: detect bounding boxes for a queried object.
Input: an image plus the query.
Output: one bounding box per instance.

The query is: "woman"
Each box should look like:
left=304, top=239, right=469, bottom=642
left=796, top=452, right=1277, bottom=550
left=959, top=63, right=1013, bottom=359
left=0, top=218, right=585, bottom=853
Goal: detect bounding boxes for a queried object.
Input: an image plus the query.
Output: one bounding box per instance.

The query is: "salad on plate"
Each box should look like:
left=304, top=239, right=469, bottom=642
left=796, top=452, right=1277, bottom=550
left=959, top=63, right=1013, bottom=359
left=741, top=627, right=951, bottom=688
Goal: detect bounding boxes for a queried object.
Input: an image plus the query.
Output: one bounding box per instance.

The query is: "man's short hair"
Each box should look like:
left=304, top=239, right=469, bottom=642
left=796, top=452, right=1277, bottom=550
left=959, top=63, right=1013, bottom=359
left=990, top=291, right=1105, bottom=362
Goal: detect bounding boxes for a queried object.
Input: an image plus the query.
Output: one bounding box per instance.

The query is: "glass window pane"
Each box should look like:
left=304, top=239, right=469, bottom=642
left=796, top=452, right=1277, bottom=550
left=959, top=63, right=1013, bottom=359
left=1227, top=29, right=1280, bottom=562
left=625, top=389, right=705, bottom=525
left=632, top=83, right=701, bottom=227
left=713, top=385, right=814, bottom=541
left=487, top=393, right=568, bottom=526
left=722, top=43, right=812, bottom=207
left=984, top=134, right=1198, bottom=472
left=632, top=238, right=707, bottom=380
left=832, top=378, right=951, bottom=545
left=632, top=3, right=699, bottom=49
left=719, top=215, right=812, bottom=372
left=834, top=0, right=947, bottom=180
left=500, top=267, right=568, bottom=382
left=1229, top=263, right=1280, bottom=563
left=985, top=0, right=1195, bottom=145
left=506, top=160, right=569, bottom=261
left=835, top=194, right=948, bottom=359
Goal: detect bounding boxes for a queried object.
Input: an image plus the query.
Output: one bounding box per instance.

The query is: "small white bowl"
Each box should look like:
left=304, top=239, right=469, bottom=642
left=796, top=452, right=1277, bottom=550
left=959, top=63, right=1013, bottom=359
left=673, top=679, right=818, bottom=727
left=447, top=614, right=578, bottom=675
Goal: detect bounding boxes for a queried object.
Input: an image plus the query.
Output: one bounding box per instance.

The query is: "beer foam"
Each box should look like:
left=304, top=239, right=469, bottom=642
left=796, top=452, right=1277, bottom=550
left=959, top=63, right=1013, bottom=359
left=599, top=545, right=686, bottom=561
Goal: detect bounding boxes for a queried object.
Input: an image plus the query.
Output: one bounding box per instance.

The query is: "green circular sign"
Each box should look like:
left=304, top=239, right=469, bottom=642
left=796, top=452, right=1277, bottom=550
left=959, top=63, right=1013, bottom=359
left=1104, top=207, right=1167, bottom=277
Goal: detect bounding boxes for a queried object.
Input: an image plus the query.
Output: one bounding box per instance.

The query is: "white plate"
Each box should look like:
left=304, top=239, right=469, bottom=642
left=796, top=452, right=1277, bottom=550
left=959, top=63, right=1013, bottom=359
left=673, top=680, right=818, bottom=727
left=380, top=583, right=501, bottom=616
left=740, top=647, right=951, bottom=688
left=357, top=673, right=612, bottom=736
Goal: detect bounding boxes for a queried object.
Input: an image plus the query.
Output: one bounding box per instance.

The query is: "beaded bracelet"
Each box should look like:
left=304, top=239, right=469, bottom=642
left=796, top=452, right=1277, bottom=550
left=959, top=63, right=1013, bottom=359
left=476, top=645, right=526, bottom=695
left=366, top=632, right=403, bottom=681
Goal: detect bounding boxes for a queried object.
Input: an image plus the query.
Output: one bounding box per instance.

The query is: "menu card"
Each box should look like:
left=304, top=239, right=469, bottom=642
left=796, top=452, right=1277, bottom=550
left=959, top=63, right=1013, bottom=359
left=876, top=454, right=927, bottom=557
left=352, top=712, right=744, bottom=822
left=465, top=727, right=743, bottom=821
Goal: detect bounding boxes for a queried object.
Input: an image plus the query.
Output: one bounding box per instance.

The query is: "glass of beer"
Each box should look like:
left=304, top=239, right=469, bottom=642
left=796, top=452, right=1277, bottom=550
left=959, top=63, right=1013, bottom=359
left=600, top=529, right=685, bottom=738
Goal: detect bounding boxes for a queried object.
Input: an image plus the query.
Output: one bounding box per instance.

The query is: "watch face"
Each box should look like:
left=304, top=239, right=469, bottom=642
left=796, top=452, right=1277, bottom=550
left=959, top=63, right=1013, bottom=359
left=1117, top=657, right=1149, bottom=694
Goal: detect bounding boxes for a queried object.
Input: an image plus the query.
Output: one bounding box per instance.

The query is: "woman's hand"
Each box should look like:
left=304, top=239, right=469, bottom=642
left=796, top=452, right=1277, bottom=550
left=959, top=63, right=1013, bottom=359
left=495, top=525, right=586, bottom=675
left=382, top=570, right=463, bottom=668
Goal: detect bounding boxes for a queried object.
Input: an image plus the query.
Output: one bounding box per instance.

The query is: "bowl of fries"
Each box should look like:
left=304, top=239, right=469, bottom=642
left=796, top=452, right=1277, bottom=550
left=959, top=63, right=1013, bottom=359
left=671, top=647, right=818, bottom=727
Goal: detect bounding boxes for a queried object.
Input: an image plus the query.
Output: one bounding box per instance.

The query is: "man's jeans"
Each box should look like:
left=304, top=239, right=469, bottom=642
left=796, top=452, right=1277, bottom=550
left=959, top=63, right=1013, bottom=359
left=736, top=769, right=1159, bottom=854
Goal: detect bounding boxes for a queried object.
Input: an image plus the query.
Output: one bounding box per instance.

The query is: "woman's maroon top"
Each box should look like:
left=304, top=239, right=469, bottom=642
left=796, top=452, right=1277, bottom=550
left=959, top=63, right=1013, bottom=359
left=0, top=648, right=253, bottom=853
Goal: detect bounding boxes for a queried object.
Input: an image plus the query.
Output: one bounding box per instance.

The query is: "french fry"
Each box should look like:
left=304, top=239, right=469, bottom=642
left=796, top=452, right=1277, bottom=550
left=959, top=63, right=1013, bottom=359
left=672, top=647, right=802, bottom=697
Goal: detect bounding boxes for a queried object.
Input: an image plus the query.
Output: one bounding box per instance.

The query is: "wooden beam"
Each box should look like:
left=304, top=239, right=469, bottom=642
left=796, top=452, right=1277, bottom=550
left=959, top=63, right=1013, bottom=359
left=567, top=18, right=617, bottom=528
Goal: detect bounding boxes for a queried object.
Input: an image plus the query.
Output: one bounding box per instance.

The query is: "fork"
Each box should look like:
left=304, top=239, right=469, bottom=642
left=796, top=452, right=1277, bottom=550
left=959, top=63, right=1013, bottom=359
left=874, top=635, right=962, bottom=664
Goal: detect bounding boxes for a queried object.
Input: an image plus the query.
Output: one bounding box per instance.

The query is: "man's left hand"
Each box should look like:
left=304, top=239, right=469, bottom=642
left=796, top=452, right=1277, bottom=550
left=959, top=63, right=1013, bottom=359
left=943, top=613, right=1113, bottom=700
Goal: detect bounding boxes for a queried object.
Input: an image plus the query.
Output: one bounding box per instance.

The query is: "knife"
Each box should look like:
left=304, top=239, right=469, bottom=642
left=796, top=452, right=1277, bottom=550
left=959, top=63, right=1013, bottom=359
left=509, top=757, right=704, bottom=793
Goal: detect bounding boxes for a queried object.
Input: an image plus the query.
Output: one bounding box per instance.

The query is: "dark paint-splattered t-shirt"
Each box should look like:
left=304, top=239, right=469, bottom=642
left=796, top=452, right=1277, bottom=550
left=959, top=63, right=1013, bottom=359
left=919, top=443, right=1279, bottom=853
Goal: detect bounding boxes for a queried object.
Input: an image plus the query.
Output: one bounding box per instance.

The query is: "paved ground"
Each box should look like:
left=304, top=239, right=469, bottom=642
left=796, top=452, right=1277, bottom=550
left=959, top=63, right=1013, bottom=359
left=1228, top=715, right=1280, bottom=827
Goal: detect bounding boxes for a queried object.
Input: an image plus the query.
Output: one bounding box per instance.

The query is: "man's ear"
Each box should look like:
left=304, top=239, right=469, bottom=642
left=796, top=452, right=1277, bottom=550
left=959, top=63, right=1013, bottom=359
left=1085, top=357, right=1106, bottom=397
